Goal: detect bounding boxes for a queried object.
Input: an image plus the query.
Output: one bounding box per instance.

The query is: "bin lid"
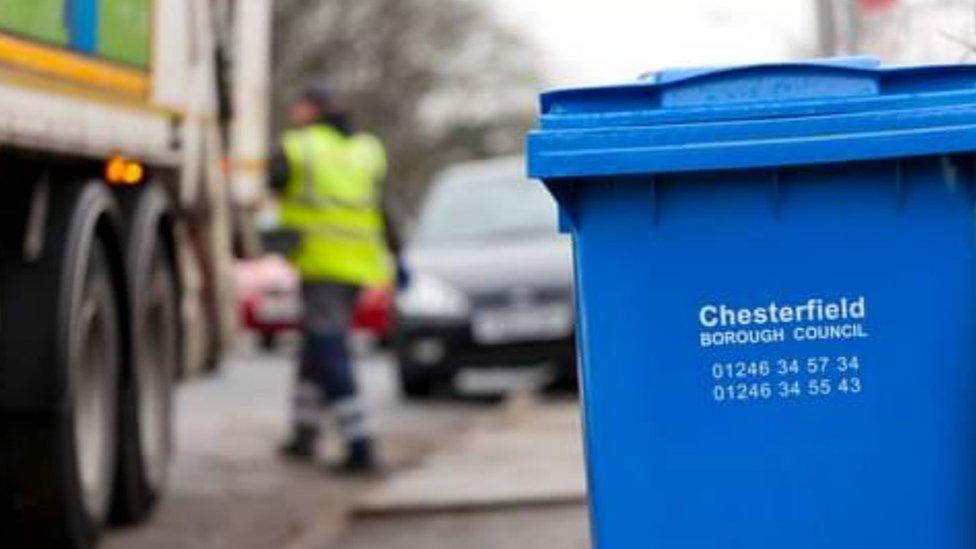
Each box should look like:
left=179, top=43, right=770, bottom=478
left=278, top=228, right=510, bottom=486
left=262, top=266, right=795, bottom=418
left=527, top=57, right=976, bottom=179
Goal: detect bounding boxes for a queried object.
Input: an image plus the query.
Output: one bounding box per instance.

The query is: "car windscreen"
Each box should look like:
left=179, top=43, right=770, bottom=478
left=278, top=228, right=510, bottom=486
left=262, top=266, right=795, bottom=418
left=413, top=170, right=558, bottom=246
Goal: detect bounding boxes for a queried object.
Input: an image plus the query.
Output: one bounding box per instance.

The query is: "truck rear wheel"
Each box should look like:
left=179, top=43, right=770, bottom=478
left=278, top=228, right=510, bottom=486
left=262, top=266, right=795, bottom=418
left=72, top=240, right=122, bottom=534
left=0, top=182, right=125, bottom=549
left=111, top=187, right=179, bottom=524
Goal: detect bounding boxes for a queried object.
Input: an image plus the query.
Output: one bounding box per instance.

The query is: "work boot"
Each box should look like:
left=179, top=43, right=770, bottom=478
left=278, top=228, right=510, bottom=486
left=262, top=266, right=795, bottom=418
left=331, top=438, right=384, bottom=476
left=279, top=425, right=317, bottom=461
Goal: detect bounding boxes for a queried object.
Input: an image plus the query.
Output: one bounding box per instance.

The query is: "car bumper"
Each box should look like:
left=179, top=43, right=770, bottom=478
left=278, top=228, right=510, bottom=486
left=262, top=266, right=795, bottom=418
left=395, top=317, right=575, bottom=379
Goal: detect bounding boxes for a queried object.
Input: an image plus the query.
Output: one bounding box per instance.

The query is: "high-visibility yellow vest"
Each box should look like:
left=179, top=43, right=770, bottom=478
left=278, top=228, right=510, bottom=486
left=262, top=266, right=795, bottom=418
left=279, top=124, right=392, bottom=285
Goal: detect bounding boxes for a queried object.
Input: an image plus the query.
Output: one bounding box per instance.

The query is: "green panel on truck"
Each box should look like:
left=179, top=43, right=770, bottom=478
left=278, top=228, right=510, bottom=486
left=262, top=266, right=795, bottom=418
left=0, top=0, right=69, bottom=45
left=97, top=0, right=150, bottom=68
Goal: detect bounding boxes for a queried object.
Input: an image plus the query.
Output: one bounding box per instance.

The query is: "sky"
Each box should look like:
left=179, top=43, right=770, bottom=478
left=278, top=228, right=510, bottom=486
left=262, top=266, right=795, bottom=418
left=492, top=0, right=818, bottom=86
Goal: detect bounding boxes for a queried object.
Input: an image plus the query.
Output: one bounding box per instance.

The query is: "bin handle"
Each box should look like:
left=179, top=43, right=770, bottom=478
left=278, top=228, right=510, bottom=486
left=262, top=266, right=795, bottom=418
left=541, top=59, right=976, bottom=114
left=648, top=56, right=882, bottom=85
left=656, top=61, right=883, bottom=107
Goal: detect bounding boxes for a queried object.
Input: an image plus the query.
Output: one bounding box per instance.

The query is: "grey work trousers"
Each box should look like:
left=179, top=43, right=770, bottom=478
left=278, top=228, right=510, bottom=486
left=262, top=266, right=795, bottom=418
left=291, top=282, right=370, bottom=443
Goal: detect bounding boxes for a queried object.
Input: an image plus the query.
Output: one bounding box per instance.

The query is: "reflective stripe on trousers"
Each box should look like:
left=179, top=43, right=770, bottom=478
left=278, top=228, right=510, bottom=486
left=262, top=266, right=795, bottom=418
left=292, top=381, right=321, bottom=428
left=290, top=381, right=369, bottom=441
left=332, top=396, right=370, bottom=442
left=289, top=282, right=371, bottom=442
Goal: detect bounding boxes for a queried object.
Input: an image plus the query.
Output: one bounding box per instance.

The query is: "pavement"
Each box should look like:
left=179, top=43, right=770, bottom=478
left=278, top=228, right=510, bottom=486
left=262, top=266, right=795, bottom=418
left=329, top=506, right=590, bottom=549
left=354, top=394, right=586, bottom=516
left=104, top=336, right=591, bottom=548
left=333, top=394, right=590, bottom=549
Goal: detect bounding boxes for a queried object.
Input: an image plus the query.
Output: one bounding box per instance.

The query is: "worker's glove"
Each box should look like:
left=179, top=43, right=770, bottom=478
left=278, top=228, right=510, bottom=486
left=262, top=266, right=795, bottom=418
left=395, top=257, right=411, bottom=290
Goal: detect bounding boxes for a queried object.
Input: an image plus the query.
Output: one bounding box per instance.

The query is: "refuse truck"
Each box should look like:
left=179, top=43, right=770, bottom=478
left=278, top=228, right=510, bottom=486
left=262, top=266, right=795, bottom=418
left=0, top=1, right=271, bottom=546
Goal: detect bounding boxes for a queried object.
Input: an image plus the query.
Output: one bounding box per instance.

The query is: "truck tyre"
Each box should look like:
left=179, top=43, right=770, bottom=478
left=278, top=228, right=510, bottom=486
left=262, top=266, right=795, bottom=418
left=0, top=182, right=125, bottom=549
left=111, top=187, right=179, bottom=524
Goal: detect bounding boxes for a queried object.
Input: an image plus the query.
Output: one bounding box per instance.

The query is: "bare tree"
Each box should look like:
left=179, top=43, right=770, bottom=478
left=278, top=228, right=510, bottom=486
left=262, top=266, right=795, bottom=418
left=272, top=0, right=544, bottom=213
left=817, top=0, right=976, bottom=62
left=816, top=0, right=840, bottom=55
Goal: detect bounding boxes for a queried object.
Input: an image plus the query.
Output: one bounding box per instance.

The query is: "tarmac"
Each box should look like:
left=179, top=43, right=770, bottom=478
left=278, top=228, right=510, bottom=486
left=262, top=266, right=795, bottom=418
left=105, top=340, right=591, bottom=548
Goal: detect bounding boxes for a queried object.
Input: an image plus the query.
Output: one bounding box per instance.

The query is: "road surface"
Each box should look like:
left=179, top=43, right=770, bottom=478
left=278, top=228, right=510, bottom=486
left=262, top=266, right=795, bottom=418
left=105, top=337, right=590, bottom=548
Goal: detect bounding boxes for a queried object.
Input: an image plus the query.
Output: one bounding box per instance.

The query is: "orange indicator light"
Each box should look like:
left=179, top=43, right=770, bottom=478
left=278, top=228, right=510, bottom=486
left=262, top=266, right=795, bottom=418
left=105, top=156, right=145, bottom=186
left=123, top=162, right=144, bottom=185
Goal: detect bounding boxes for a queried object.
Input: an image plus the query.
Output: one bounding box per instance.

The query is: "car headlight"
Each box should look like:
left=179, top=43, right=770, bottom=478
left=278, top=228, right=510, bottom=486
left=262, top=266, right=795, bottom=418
left=396, top=273, right=470, bottom=319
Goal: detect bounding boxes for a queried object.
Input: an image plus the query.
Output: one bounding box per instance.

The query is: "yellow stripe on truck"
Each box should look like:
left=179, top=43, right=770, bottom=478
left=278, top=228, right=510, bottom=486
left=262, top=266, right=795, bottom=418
left=0, top=32, right=148, bottom=96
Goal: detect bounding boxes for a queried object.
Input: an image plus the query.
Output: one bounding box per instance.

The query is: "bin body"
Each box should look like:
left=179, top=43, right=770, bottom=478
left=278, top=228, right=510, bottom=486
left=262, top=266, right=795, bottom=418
left=527, top=59, right=976, bottom=548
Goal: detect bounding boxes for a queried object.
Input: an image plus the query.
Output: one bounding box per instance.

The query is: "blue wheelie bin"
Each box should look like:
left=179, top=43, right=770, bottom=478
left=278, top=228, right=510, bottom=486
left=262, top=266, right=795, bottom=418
left=527, top=58, right=976, bottom=548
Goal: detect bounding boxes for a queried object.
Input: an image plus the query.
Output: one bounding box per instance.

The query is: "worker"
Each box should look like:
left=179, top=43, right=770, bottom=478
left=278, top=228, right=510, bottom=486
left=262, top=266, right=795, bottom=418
left=269, top=85, right=401, bottom=473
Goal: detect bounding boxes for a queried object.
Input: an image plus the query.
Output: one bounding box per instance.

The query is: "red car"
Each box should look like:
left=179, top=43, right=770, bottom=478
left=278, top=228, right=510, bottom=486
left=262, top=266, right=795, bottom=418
left=234, top=255, right=393, bottom=349
left=353, top=284, right=395, bottom=344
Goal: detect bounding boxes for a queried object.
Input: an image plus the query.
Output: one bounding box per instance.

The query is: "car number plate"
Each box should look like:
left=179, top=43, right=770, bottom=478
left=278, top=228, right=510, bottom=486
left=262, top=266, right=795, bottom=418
left=472, top=304, right=572, bottom=345
left=256, top=296, right=300, bottom=323
left=455, top=364, right=555, bottom=395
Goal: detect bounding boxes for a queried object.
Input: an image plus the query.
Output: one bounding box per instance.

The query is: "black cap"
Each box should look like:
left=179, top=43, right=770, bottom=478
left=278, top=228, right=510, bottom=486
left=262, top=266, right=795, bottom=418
left=300, top=84, right=337, bottom=114
left=298, top=83, right=353, bottom=134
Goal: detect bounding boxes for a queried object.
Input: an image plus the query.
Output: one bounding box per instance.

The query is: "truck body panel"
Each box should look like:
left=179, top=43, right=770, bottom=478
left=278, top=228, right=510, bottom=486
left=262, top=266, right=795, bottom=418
left=1, top=0, right=150, bottom=67
left=0, top=1, right=270, bottom=541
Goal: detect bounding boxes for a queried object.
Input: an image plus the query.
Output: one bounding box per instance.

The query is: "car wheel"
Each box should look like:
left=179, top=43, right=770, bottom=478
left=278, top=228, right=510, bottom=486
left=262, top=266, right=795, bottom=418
left=397, top=359, right=436, bottom=399
left=546, top=360, right=579, bottom=393
left=259, top=332, right=278, bottom=351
